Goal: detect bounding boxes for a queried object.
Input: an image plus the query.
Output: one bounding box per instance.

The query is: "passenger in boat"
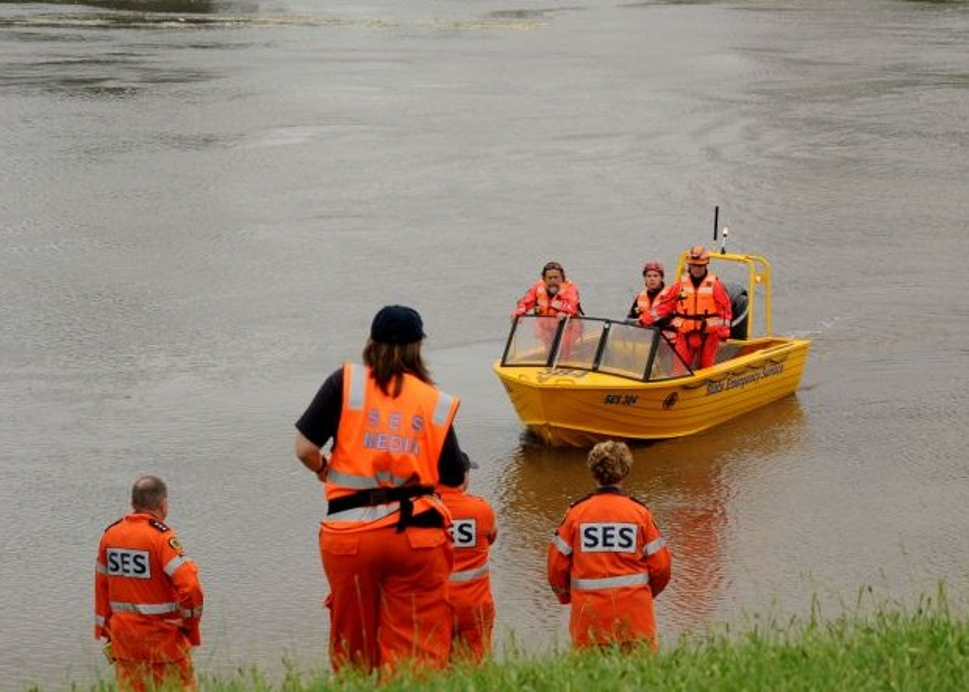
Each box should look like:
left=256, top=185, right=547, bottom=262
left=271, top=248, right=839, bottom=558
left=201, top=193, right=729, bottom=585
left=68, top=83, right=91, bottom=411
left=294, top=305, right=467, bottom=675
left=626, top=260, right=674, bottom=334
left=640, top=245, right=732, bottom=371
left=511, top=260, right=582, bottom=319
left=512, top=261, right=583, bottom=359
left=547, top=440, right=671, bottom=651
left=94, top=476, right=204, bottom=692
left=436, top=452, right=497, bottom=663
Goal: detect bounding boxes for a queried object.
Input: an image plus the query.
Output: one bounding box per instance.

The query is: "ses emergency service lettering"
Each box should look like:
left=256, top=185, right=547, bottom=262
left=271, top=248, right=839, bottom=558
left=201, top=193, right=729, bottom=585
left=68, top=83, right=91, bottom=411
left=580, top=523, right=637, bottom=553
left=362, top=409, right=423, bottom=453
left=450, top=519, right=477, bottom=548
left=105, top=548, right=151, bottom=578
left=706, top=362, right=785, bottom=395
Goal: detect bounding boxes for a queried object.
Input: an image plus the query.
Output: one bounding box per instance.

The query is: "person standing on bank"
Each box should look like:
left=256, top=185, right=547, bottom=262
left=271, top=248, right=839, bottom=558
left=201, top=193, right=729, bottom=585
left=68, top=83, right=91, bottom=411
left=547, top=440, right=671, bottom=651
left=437, top=452, right=497, bottom=663
left=294, top=305, right=465, bottom=674
left=94, top=476, right=204, bottom=692
left=640, top=245, right=731, bottom=370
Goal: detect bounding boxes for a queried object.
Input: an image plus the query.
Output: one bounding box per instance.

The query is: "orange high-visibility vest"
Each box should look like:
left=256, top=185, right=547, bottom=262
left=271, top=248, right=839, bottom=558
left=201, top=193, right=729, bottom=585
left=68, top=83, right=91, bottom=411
left=324, top=363, right=459, bottom=532
left=95, top=513, right=203, bottom=662
left=670, top=272, right=728, bottom=334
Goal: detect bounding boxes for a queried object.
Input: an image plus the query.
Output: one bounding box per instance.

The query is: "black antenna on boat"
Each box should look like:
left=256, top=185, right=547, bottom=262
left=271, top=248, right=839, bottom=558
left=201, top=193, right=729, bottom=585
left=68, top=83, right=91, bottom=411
left=713, top=206, right=729, bottom=254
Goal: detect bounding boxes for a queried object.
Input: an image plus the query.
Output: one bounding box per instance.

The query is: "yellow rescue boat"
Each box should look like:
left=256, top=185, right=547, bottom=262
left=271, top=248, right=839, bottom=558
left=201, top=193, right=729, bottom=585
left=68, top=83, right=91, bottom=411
left=493, top=250, right=811, bottom=447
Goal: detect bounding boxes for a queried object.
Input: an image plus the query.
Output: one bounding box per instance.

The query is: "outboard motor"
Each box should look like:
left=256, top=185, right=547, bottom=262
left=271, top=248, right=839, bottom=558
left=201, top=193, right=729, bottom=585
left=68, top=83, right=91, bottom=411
left=723, top=281, right=749, bottom=340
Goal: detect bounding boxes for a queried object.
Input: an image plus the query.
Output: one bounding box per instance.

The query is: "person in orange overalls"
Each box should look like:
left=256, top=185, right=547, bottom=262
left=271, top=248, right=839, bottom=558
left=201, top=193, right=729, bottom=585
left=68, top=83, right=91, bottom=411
left=512, top=261, right=583, bottom=359
left=627, top=261, right=672, bottom=327
left=547, top=440, right=671, bottom=650
left=512, top=261, right=582, bottom=319
left=437, top=452, right=497, bottom=663
left=294, top=305, right=467, bottom=675
left=94, top=476, right=204, bottom=692
left=640, top=246, right=731, bottom=371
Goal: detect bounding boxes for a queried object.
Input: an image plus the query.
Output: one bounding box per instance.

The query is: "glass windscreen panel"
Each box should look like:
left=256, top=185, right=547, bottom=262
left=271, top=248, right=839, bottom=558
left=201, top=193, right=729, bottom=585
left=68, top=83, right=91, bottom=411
left=501, top=316, right=558, bottom=366
left=596, top=322, right=654, bottom=380
left=553, top=318, right=605, bottom=370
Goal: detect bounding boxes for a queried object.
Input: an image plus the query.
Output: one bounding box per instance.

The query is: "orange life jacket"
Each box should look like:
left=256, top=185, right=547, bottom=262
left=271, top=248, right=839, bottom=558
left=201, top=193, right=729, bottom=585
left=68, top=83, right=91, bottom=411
left=324, top=364, right=459, bottom=532
left=670, top=272, right=728, bottom=334
left=517, top=280, right=581, bottom=317
left=634, top=285, right=672, bottom=316
left=95, top=513, right=203, bottom=662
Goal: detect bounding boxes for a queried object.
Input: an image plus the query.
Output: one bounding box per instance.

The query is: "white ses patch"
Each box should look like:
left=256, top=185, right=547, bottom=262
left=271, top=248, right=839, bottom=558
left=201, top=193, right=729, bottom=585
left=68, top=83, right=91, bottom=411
left=449, top=518, right=477, bottom=548
left=579, top=523, right=638, bottom=553
left=106, top=548, right=152, bottom=578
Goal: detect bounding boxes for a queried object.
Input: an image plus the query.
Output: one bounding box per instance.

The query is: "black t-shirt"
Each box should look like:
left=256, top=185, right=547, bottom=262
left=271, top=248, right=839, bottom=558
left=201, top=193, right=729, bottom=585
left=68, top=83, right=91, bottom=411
left=295, top=367, right=465, bottom=483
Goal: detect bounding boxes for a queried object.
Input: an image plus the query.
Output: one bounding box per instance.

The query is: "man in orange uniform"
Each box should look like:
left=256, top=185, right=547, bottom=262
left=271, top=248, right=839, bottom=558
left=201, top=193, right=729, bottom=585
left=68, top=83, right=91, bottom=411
left=94, top=476, right=204, bottom=691
left=512, top=261, right=582, bottom=319
left=513, top=261, right=583, bottom=359
left=640, top=246, right=731, bottom=370
left=547, top=440, right=671, bottom=650
left=294, top=305, right=467, bottom=675
left=437, top=452, right=497, bottom=662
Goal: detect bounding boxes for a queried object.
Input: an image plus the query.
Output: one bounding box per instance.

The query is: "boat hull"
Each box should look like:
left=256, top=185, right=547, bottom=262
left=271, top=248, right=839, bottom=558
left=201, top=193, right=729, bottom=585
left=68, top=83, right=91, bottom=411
left=494, top=337, right=811, bottom=446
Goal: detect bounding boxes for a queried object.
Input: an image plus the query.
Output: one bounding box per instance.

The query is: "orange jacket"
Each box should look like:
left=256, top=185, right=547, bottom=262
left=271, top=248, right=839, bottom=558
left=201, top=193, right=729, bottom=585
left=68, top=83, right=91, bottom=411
left=95, top=513, right=203, bottom=662
left=324, top=363, right=459, bottom=532
left=547, top=487, right=671, bottom=648
left=513, top=280, right=581, bottom=317
left=631, top=285, right=672, bottom=318
left=646, top=271, right=731, bottom=338
left=437, top=486, right=497, bottom=609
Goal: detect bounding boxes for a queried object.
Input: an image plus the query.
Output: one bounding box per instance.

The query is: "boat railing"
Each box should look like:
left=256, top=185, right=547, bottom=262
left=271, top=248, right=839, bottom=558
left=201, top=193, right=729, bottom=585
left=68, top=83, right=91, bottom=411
left=500, top=315, right=693, bottom=382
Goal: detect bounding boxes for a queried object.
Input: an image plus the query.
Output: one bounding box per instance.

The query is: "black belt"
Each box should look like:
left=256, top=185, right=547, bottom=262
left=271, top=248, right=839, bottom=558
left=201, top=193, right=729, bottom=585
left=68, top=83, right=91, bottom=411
left=327, top=484, right=436, bottom=532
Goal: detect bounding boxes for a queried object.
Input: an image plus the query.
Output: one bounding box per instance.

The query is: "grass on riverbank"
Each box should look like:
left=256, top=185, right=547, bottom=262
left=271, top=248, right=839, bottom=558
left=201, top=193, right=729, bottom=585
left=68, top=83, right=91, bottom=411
left=63, top=588, right=969, bottom=691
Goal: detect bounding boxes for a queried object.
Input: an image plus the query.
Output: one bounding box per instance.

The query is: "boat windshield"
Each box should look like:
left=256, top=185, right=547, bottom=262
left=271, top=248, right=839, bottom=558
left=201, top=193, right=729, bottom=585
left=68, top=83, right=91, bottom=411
left=500, top=315, right=690, bottom=382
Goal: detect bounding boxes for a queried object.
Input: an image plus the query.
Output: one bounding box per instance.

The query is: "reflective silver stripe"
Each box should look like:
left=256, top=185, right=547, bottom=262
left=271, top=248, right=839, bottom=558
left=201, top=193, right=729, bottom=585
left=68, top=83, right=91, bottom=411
left=571, top=572, right=650, bottom=591
left=551, top=534, right=572, bottom=556
left=450, top=563, right=489, bottom=583
left=95, top=561, right=107, bottom=575
left=326, top=469, right=379, bottom=489
left=374, top=471, right=409, bottom=485
left=110, top=601, right=181, bottom=615
left=432, top=392, right=455, bottom=426
left=644, top=537, right=667, bottom=556
left=346, top=364, right=365, bottom=411
left=325, top=503, right=399, bottom=523
left=181, top=605, right=203, bottom=618
left=95, top=615, right=106, bottom=626
left=164, top=555, right=190, bottom=576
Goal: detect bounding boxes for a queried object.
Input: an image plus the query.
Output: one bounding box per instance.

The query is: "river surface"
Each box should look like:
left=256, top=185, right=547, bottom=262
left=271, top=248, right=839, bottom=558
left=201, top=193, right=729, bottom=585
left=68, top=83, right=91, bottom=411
left=2, top=0, right=968, bottom=688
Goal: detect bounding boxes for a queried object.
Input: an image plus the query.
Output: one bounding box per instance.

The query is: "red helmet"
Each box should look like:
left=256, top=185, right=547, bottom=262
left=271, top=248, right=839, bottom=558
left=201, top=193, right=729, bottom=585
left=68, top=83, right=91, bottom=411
left=687, top=245, right=710, bottom=265
left=642, top=261, right=664, bottom=278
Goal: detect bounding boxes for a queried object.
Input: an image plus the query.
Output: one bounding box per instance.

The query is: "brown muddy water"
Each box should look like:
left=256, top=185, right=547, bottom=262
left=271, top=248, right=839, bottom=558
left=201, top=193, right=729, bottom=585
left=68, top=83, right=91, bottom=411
left=2, top=0, right=968, bottom=687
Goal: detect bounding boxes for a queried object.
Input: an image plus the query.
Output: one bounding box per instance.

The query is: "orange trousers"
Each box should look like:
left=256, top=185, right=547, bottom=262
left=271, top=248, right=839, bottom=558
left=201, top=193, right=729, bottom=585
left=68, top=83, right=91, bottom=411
left=452, top=599, right=495, bottom=662
left=319, top=524, right=453, bottom=674
left=115, top=657, right=196, bottom=692
left=674, top=331, right=721, bottom=372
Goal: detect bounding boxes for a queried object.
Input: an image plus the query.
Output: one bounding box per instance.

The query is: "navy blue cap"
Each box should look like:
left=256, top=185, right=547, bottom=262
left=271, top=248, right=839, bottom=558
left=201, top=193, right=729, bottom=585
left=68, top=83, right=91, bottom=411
left=370, top=305, right=425, bottom=344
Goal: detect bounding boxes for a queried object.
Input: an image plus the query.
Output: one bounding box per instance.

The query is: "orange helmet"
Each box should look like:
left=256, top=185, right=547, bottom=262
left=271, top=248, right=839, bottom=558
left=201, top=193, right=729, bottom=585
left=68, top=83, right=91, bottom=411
left=687, top=245, right=710, bottom=265
left=642, top=261, right=664, bottom=278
